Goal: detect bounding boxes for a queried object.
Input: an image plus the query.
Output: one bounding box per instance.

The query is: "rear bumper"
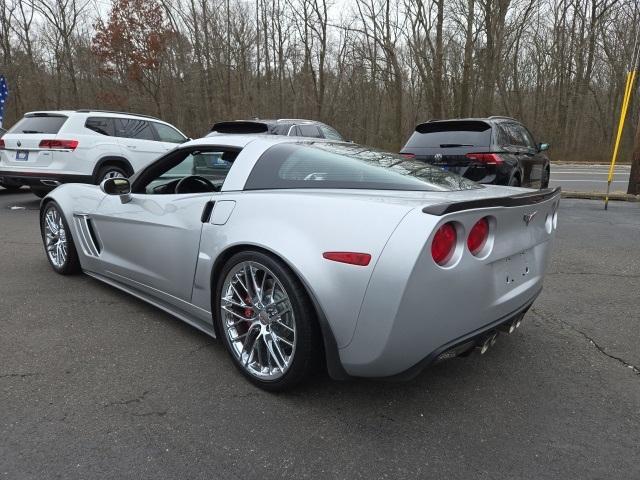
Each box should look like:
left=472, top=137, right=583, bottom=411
left=386, top=289, right=540, bottom=380
left=0, top=170, right=93, bottom=188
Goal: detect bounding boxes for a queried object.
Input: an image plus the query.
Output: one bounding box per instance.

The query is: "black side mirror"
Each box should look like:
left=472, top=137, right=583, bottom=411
left=100, top=177, right=132, bottom=203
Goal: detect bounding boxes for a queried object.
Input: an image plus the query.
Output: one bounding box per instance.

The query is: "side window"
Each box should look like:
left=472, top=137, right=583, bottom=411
left=297, top=124, right=322, bottom=138
left=519, top=126, right=537, bottom=150
left=495, top=124, right=511, bottom=146
left=505, top=123, right=528, bottom=148
left=152, top=122, right=187, bottom=144
left=85, top=117, right=114, bottom=136
left=320, top=125, right=343, bottom=141
left=114, top=119, right=156, bottom=141
left=140, top=149, right=239, bottom=194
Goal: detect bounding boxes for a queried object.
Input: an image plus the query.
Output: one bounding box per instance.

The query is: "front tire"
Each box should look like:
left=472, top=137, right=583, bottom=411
left=40, top=202, right=81, bottom=275
left=541, top=167, right=550, bottom=189
left=214, top=250, right=320, bottom=391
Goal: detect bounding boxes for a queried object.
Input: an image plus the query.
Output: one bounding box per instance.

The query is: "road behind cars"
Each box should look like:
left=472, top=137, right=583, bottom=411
left=1, top=189, right=639, bottom=479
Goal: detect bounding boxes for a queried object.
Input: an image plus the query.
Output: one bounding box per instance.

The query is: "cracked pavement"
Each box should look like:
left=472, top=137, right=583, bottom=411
left=1, top=190, right=639, bottom=479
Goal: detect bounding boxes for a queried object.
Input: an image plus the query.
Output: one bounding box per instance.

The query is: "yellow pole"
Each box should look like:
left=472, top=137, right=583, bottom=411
left=605, top=70, right=637, bottom=209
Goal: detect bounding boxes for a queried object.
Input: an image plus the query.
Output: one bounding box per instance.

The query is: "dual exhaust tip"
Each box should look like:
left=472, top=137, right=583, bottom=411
left=478, top=316, right=523, bottom=355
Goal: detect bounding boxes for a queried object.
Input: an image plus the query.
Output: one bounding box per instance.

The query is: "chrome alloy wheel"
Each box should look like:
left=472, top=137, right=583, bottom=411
left=44, top=206, right=68, bottom=268
left=101, top=170, right=125, bottom=182
left=220, top=261, right=297, bottom=380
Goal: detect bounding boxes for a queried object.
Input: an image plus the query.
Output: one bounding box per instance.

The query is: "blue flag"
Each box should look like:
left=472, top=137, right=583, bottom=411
left=0, top=75, right=8, bottom=128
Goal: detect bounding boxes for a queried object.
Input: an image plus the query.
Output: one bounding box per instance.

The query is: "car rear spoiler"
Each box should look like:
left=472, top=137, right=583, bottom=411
left=211, top=121, right=269, bottom=134
left=422, top=187, right=561, bottom=216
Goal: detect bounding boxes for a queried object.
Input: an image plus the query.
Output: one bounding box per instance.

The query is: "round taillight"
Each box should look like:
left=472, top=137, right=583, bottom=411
left=468, top=217, right=490, bottom=256
left=431, top=222, right=457, bottom=266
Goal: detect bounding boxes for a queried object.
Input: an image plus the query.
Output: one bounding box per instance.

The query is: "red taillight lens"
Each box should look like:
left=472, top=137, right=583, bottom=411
left=39, top=139, right=79, bottom=150
left=323, top=252, right=372, bottom=266
left=0, top=139, right=4, bottom=149
left=431, top=222, right=457, bottom=266
left=467, top=217, right=490, bottom=255
left=400, top=153, right=416, bottom=159
left=465, top=153, right=503, bottom=165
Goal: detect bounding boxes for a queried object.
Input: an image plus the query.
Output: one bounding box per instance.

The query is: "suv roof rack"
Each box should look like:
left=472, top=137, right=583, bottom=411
left=75, top=109, right=161, bottom=121
left=487, top=115, right=516, bottom=121
left=277, top=118, right=316, bottom=124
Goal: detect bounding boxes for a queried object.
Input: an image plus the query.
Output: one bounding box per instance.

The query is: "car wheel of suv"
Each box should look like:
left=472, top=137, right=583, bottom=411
left=215, top=250, right=321, bottom=391
left=0, top=181, right=23, bottom=192
left=541, top=167, right=550, bottom=189
left=30, top=186, right=50, bottom=198
left=40, top=202, right=81, bottom=275
left=96, top=166, right=127, bottom=184
left=508, top=175, right=521, bottom=187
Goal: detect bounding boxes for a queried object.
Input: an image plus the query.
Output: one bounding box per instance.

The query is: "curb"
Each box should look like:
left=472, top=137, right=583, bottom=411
left=561, top=191, right=640, bottom=202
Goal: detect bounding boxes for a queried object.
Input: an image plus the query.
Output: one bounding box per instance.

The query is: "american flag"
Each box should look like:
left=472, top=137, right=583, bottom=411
left=0, top=75, right=8, bottom=128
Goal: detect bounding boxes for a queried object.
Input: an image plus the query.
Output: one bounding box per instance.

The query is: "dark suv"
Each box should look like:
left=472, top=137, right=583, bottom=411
left=208, top=118, right=344, bottom=141
left=400, top=117, right=550, bottom=188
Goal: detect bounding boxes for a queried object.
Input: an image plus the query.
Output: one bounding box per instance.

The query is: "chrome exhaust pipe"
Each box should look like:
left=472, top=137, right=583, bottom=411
left=478, top=333, right=498, bottom=354
left=40, top=179, right=61, bottom=187
left=499, top=321, right=517, bottom=334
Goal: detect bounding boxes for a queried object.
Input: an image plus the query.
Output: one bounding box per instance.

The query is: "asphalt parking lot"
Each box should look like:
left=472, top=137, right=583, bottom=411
left=550, top=163, right=630, bottom=193
left=1, top=188, right=639, bottom=479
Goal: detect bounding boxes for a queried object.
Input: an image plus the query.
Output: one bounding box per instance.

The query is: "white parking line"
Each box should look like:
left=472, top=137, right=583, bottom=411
left=549, top=179, right=627, bottom=183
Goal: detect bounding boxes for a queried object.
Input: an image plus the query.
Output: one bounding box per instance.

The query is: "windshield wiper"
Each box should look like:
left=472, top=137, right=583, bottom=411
left=439, top=143, right=473, bottom=148
left=22, top=130, right=42, bottom=134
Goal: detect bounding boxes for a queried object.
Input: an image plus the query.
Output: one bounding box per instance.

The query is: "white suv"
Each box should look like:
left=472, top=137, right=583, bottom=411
left=0, top=110, right=188, bottom=197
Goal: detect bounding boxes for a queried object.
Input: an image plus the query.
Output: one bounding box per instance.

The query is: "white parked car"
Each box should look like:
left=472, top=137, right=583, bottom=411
left=0, top=110, right=188, bottom=197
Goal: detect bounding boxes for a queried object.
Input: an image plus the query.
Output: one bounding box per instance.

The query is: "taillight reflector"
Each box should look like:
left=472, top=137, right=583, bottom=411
left=465, top=153, right=503, bottom=164
left=0, top=139, right=4, bottom=149
left=39, top=139, right=79, bottom=150
left=467, top=217, right=490, bottom=255
left=431, top=222, right=457, bottom=266
left=323, top=252, right=371, bottom=266
left=400, top=153, right=416, bottom=159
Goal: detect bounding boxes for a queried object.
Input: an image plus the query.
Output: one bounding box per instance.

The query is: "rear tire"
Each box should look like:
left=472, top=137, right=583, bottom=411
left=214, top=250, right=321, bottom=391
left=0, top=182, right=23, bottom=192
left=95, top=165, right=127, bottom=184
left=30, top=186, right=50, bottom=198
left=40, top=201, right=81, bottom=275
left=508, top=175, right=521, bottom=187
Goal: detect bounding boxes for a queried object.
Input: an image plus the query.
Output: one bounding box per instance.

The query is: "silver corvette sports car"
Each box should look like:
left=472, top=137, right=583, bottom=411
left=40, top=135, right=560, bottom=390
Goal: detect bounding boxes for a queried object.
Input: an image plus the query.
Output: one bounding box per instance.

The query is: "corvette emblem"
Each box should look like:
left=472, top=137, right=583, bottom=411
left=523, top=211, right=537, bottom=226
left=434, top=153, right=443, bottom=162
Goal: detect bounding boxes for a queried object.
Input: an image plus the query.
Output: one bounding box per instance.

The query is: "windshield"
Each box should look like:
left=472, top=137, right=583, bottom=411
left=245, top=142, right=480, bottom=192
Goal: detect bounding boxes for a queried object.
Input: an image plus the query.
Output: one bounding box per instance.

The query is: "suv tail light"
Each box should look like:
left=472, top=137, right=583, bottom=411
left=465, top=153, right=503, bottom=165
left=0, top=139, right=4, bottom=149
left=39, top=139, right=79, bottom=150
left=431, top=222, right=457, bottom=266
left=467, top=217, right=490, bottom=255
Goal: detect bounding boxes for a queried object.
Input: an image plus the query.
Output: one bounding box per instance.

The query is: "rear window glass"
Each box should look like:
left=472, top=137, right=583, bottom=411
left=405, top=121, right=492, bottom=148
left=8, top=115, right=67, bottom=134
left=245, top=142, right=479, bottom=192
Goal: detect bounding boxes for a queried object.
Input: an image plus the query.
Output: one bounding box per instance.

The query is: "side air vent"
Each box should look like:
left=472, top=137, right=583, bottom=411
left=73, top=214, right=101, bottom=257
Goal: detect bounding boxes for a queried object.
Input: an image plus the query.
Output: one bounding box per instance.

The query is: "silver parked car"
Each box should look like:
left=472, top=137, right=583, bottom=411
left=40, top=135, right=560, bottom=390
